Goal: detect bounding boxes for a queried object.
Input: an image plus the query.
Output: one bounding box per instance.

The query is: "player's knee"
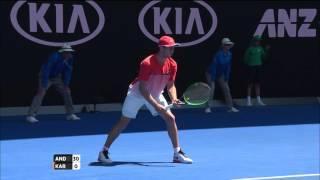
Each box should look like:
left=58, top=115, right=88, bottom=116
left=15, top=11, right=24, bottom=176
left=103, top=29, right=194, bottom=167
left=113, top=117, right=131, bottom=131
left=167, top=114, right=176, bottom=123
left=120, top=116, right=131, bottom=123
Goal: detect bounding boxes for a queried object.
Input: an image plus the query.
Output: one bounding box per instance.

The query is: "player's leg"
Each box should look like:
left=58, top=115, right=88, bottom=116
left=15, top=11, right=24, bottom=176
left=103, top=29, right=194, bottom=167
left=104, top=115, right=131, bottom=149
left=145, top=95, right=179, bottom=147
left=98, top=92, right=144, bottom=163
left=160, top=110, right=193, bottom=163
left=161, top=111, right=179, bottom=148
left=53, top=78, right=79, bottom=120
left=26, top=78, right=51, bottom=123
left=98, top=115, right=131, bottom=164
left=147, top=95, right=193, bottom=163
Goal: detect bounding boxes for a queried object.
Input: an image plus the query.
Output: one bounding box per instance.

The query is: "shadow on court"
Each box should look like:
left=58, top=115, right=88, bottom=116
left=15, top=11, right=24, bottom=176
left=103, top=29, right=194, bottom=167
left=89, top=161, right=176, bottom=167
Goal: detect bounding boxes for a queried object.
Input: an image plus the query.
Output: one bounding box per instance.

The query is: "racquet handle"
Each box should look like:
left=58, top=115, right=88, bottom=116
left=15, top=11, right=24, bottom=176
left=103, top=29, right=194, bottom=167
left=165, top=104, right=174, bottom=110
left=165, top=102, right=185, bottom=110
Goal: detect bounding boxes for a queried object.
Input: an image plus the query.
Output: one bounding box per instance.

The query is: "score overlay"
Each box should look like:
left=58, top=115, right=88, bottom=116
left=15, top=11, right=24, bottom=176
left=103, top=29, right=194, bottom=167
left=53, top=154, right=80, bottom=170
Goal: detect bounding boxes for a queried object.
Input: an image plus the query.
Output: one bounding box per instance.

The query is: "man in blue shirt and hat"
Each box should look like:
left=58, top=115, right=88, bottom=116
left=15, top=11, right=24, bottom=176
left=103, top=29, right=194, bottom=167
left=26, top=44, right=80, bottom=123
left=205, top=38, right=239, bottom=113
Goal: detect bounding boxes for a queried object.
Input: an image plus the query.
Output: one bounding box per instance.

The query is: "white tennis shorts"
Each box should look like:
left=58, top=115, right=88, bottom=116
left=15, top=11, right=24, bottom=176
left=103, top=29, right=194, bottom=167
left=122, top=91, right=169, bottom=119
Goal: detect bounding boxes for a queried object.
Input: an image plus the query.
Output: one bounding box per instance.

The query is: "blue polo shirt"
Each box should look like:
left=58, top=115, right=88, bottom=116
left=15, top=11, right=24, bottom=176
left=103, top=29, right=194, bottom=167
left=207, top=49, right=232, bottom=81
left=40, top=52, right=73, bottom=88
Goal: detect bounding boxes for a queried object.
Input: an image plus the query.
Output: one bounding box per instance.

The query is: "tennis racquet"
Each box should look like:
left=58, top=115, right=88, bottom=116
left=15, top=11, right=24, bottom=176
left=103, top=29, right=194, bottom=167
left=166, top=82, right=211, bottom=110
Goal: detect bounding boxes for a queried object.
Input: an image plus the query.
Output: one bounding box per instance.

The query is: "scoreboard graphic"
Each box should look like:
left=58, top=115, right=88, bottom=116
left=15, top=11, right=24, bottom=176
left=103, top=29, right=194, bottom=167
left=53, top=154, right=80, bottom=170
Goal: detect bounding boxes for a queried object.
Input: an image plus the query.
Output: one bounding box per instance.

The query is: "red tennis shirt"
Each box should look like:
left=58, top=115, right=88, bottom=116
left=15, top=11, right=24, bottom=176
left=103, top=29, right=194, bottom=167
left=129, top=54, right=177, bottom=98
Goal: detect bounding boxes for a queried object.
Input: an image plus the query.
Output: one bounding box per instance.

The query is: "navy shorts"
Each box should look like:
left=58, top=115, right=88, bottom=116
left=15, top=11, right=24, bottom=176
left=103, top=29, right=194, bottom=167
left=246, top=65, right=262, bottom=84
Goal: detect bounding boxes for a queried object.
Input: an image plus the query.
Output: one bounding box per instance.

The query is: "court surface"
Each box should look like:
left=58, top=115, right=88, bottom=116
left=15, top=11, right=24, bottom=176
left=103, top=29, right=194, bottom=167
left=1, top=104, right=319, bottom=180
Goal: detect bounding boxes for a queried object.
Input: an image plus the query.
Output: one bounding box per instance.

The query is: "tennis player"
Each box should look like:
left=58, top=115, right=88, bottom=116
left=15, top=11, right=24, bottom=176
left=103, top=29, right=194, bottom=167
left=205, top=38, right=239, bottom=113
left=98, top=36, right=193, bottom=164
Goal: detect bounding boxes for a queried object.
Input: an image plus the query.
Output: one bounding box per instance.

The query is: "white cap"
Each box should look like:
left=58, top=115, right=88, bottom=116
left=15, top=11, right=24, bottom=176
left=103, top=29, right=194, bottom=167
left=58, top=44, right=74, bottom=53
left=221, top=38, right=234, bottom=46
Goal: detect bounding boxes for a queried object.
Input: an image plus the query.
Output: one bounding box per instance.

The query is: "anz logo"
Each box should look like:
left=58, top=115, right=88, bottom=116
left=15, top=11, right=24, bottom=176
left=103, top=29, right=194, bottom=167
left=10, top=0, right=105, bottom=47
left=255, top=8, right=318, bottom=38
left=138, top=0, right=218, bottom=47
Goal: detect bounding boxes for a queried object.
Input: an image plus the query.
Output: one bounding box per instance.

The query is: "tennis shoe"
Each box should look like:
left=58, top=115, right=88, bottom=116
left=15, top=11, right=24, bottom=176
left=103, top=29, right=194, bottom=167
left=257, top=100, right=266, bottom=106
left=98, top=150, right=112, bottom=163
left=173, top=149, right=193, bottom=164
left=26, top=116, right=39, bottom=123
left=205, top=107, right=211, bottom=113
left=66, top=114, right=80, bottom=120
left=228, top=107, right=239, bottom=112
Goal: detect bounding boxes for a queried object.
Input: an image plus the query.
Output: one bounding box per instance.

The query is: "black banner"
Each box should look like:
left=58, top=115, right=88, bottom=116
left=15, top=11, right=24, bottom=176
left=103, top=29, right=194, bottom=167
left=1, top=1, right=319, bottom=107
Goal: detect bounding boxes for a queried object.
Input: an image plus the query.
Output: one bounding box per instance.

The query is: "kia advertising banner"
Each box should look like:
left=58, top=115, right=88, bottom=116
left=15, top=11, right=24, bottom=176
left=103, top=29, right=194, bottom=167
left=0, top=1, right=319, bottom=107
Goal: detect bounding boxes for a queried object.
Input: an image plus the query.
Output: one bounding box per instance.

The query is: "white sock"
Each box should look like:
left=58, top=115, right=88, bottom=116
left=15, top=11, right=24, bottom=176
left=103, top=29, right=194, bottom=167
left=102, top=146, right=109, bottom=152
left=257, top=96, right=262, bottom=102
left=174, top=147, right=181, bottom=153
left=247, top=96, right=251, bottom=102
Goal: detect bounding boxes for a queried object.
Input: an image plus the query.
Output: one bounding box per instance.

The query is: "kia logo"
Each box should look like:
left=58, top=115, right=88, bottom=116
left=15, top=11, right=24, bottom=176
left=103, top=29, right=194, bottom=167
left=138, top=0, right=218, bottom=47
left=10, top=0, right=105, bottom=47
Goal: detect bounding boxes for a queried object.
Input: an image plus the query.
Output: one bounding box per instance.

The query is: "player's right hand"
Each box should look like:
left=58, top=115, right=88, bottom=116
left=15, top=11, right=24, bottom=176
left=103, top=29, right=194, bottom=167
left=155, top=104, right=167, bottom=113
left=156, top=103, right=174, bottom=121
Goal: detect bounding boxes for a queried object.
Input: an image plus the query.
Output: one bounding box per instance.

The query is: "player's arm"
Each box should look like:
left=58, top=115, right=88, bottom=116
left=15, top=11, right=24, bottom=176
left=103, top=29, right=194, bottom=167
left=166, top=62, right=182, bottom=105
left=166, top=81, right=179, bottom=104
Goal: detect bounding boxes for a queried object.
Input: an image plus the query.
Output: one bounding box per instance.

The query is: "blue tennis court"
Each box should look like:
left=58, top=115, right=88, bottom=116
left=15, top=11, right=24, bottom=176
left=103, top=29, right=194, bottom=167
left=1, top=104, right=319, bottom=180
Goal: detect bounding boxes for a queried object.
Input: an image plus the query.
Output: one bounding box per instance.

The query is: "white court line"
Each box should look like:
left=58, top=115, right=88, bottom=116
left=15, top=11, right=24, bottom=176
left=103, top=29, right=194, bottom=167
left=232, top=173, right=320, bottom=180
